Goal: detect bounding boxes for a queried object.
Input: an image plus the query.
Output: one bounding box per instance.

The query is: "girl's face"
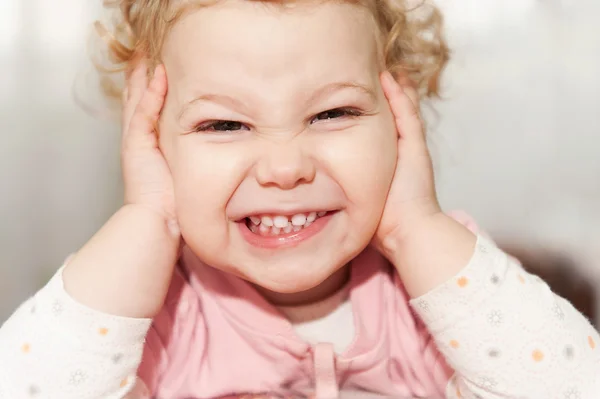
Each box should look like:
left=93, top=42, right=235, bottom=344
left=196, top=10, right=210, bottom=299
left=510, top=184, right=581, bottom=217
left=159, top=0, right=397, bottom=294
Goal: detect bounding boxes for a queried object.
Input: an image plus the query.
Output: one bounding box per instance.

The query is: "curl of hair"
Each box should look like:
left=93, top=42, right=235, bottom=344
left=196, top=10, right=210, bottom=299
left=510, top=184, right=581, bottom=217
left=95, top=0, right=449, bottom=102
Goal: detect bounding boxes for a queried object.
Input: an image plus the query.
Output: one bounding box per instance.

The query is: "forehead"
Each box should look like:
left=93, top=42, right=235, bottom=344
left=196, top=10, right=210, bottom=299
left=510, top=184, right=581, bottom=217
left=162, top=0, right=381, bottom=99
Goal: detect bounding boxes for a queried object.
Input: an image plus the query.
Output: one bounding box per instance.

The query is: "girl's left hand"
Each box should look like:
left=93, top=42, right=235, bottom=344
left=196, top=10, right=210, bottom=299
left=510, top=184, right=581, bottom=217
left=372, top=71, right=443, bottom=256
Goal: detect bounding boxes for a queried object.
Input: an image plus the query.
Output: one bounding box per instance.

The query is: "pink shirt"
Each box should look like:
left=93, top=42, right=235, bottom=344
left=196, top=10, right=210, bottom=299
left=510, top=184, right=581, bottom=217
left=139, top=245, right=451, bottom=398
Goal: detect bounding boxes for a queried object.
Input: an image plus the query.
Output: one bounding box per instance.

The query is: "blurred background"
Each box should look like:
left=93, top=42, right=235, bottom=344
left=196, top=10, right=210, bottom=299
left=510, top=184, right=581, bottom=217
left=0, top=0, right=599, bottom=322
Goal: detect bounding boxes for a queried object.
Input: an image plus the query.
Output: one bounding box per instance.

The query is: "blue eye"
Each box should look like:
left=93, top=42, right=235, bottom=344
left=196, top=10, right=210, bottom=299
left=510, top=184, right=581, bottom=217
left=311, top=108, right=363, bottom=124
left=194, top=120, right=249, bottom=133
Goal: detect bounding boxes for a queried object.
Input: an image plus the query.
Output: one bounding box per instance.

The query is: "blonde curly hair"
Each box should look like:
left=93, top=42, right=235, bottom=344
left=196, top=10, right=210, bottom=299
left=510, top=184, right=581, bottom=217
left=95, top=0, right=449, bottom=101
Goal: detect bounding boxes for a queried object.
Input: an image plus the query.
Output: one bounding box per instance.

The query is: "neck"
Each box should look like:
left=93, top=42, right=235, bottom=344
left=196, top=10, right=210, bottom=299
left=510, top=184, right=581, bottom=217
left=255, top=265, right=350, bottom=307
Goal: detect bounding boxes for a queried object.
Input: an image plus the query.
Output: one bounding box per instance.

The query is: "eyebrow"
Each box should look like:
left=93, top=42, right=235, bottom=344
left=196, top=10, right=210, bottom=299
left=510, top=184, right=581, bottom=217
left=178, top=93, right=250, bottom=122
left=307, top=81, right=377, bottom=105
left=178, top=81, right=377, bottom=121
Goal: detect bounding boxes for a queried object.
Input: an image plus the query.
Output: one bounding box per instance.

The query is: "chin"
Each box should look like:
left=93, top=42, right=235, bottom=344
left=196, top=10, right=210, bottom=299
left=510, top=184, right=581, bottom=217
left=239, top=255, right=345, bottom=293
left=254, top=272, right=334, bottom=294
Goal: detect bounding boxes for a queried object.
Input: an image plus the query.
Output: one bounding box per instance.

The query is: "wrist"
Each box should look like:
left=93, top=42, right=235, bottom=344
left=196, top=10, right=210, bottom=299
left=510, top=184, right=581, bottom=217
left=63, top=205, right=180, bottom=318
left=121, top=203, right=180, bottom=238
left=380, top=207, right=444, bottom=260
left=384, top=212, right=477, bottom=298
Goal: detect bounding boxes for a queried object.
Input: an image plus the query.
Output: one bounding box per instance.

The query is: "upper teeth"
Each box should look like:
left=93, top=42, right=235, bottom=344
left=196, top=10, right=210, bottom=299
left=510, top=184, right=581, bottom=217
left=247, top=211, right=327, bottom=235
left=249, top=216, right=261, bottom=225
left=258, top=212, right=317, bottom=227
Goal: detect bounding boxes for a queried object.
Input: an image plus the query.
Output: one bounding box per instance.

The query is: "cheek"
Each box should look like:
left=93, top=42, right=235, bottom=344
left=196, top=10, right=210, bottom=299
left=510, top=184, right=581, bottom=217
left=319, top=118, right=397, bottom=211
left=163, top=139, right=245, bottom=241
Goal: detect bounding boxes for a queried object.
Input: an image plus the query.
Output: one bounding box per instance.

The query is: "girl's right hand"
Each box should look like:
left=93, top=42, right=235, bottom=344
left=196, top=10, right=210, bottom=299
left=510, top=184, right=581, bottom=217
left=62, top=61, right=180, bottom=318
left=122, top=61, right=177, bottom=226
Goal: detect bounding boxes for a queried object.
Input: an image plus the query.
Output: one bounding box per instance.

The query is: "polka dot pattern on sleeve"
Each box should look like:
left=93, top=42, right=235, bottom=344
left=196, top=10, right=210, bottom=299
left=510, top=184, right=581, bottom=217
left=0, top=266, right=152, bottom=399
left=411, top=235, right=600, bottom=398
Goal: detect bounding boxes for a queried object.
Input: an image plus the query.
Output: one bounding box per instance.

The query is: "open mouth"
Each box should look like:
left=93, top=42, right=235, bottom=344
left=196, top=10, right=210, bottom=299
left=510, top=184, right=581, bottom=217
left=238, top=211, right=336, bottom=248
left=244, top=211, right=331, bottom=236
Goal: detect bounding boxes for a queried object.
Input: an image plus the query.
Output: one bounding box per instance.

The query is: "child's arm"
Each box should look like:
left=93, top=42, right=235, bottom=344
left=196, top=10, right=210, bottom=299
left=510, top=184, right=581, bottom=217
left=0, top=62, right=178, bottom=398
left=377, top=72, right=600, bottom=397
left=62, top=63, right=180, bottom=319
left=408, top=227, right=600, bottom=398
left=0, top=263, right=154, bottom=399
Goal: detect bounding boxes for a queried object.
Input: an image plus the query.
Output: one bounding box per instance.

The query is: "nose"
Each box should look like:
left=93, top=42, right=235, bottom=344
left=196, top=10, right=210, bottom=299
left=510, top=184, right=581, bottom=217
left=254, top=143, right=316, bottom=189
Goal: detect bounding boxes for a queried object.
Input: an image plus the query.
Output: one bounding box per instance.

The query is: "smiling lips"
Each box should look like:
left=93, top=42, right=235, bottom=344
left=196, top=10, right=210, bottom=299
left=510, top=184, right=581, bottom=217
left=239, top=211, right=334, bottom=248
left=246, top=211, right=328, bottom=236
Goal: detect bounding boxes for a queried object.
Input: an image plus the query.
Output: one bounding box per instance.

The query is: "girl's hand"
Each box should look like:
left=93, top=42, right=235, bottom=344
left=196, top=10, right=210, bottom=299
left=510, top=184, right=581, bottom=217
left=373, top=72, right=476, bottom=297
left=373, top=72, right=442, bottom=255
left=122, top=61, right=177, bottom=225
left=62, top=61, right=180, bottom=318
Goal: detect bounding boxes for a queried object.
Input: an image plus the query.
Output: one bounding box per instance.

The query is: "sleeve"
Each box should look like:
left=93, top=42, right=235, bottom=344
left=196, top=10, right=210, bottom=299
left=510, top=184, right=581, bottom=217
left=0, top=266, right=153, bottom=399
left=410, top=235, right=600, bottom=398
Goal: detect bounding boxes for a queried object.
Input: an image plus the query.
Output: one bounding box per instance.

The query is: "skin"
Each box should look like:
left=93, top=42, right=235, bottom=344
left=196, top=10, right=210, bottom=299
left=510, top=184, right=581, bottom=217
left=158, top=1, right=397, bottom=301
left=62, top=0, right=476, bottom=319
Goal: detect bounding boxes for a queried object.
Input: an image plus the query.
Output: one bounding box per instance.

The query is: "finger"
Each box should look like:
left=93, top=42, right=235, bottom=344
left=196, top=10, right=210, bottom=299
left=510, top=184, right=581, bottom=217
left=122, top=60, right=149, bottom=135
left=381, top=71, right=426, bottom=146
left=124, top=65, right=168, bottom=151
left=122, top=86, right=129, bottom=105
left=396, top=74, right=420, bottom=113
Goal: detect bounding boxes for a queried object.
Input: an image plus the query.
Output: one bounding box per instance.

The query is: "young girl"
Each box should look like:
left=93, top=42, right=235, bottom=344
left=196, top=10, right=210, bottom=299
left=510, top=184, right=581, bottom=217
left=1, top=0, right=598, bottom=398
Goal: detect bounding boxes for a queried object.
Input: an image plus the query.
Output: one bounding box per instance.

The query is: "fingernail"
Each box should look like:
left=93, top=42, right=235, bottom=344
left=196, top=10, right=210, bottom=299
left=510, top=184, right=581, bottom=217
left=383, top=71, right=395, bottom=86
left=153, top=65, right=166, bottom=82
left=167, top=219, right=180, bottom=237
